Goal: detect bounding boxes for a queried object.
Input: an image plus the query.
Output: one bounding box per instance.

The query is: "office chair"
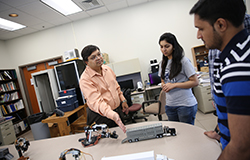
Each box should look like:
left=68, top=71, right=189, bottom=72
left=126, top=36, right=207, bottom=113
left=141, top=90, right=166, bottom=121
left=122, top=88, right=147, bottom=123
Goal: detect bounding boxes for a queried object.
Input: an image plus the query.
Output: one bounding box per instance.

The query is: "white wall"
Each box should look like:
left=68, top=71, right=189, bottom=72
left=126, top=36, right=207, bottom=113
left=246, top=0, right=250, bottom=13
left=0, top=41, right=12, bottom=68
left=2, top=0, right=201, bottom=82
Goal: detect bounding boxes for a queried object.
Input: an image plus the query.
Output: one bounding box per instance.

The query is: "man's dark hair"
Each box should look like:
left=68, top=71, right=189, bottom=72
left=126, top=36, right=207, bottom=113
left=189, top=0, right=246, bottom=28
left=81, top=45, right=100, bottom=62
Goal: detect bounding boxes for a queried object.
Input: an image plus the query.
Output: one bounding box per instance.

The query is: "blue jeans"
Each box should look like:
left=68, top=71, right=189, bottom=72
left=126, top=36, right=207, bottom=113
left=165, top=104, right=197, bottom=125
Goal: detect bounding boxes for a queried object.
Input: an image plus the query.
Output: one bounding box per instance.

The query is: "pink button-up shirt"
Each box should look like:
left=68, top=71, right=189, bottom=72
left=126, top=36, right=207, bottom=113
left=79, top=65, right=126, bottom=121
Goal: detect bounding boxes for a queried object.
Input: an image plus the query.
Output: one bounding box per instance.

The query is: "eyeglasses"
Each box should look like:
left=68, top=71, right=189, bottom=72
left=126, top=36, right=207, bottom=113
left=89, top=53, right=102, bottom=61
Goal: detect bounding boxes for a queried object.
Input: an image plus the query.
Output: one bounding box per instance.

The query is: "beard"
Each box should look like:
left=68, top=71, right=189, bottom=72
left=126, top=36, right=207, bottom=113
left=205, top=30, right=223, bottom=50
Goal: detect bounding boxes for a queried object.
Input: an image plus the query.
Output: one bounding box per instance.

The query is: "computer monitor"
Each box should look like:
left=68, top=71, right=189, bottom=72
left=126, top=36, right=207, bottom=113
left=118, top=79, right=134, bottom=90
left=148, top=72, right=161, bottom=86
left=54, top=60, right=86, bottom=105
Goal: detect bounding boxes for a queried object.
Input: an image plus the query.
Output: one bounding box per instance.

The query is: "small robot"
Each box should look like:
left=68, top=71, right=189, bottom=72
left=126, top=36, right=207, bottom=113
left=14, top=137, right=30, bottom=160
left=78, top=123, right=118, bottom=147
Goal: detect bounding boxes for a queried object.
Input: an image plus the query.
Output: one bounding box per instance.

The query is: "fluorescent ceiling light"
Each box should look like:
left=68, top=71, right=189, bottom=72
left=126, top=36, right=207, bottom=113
left=41, top=0, right=83, bottom=16
left=0, top=18, right=26, bottom=31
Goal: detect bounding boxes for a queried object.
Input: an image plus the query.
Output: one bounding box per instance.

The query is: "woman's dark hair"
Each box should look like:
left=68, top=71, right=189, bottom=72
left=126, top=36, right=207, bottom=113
left=159, top=32, right=184, bottom=80
left=81, top=45, right=100, bottom=62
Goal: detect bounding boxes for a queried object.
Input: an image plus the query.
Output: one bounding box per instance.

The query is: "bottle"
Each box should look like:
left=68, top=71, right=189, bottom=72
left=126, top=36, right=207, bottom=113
left=146, top=80, right=150, bottom=88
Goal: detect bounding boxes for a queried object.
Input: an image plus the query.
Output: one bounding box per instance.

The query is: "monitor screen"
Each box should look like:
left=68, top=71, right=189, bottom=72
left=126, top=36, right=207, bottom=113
left=55, top=63, right=79, bottom=90
left=118, top=79, right=134, bottom=90
left=148, top=72, right=161, bottom=86
left=54, top=60, right=85, bottom=105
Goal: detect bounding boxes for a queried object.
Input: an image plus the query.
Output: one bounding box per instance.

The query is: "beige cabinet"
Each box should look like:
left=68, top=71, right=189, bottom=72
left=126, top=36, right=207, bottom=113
left=131, top=93, right=145, bottom=104
left=0, top=120, right=16, bottom=145
left=193, top=85, right=214, bottom=113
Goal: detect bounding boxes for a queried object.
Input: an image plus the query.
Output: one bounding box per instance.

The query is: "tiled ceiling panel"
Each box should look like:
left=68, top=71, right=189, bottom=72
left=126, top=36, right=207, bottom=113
left=0, top=0, right=155, bottom=40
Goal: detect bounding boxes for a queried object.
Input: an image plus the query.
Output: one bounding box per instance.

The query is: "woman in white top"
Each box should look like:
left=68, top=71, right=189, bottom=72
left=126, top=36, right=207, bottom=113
left=158, top=32, right=199, bottom=125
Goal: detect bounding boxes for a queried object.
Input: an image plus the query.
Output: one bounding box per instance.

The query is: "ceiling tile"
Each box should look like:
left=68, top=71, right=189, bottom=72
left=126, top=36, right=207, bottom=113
left=46, top=17, right=71, bottom=26
left=18, top=1, right=55, bottom=16
left=127, top=0, right=148, bottom=6
left=0, top=8, right=44, bottom=26
left=0, top=31, right=22, bottom=40
left=13, top=27, right=38, bottom=35
left=0, top=2, right=11, bottom=12
left=0, top=0, right=37, bottom=7
left=86, top=6, right=109, bottom=16
left=67, top=12, right=90, bottom=21
left=35, top=10, right=67, bottom=21
left=0, top=29, right=10, bottom=35
left=29, top=22, right=54, bottom=30
left=102, top=0, right=125, bottom=5
left=106, top=0, right=128, bottom=11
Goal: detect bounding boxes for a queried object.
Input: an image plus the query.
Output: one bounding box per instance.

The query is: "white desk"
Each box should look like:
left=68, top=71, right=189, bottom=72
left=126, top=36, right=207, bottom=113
left=0, top=121, right=221, bottom=160
left=145, top=85, right=161, bottom=91
left=145, top=85, right=162, bottom=100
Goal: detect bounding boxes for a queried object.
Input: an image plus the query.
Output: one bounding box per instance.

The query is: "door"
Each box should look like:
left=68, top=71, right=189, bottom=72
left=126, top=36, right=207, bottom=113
left=20, top=57, right=63, bottom=114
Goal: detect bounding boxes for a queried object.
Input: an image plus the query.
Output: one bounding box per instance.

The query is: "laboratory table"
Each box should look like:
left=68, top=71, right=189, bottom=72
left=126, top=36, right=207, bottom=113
left=0, top=121, right=221, bottom=160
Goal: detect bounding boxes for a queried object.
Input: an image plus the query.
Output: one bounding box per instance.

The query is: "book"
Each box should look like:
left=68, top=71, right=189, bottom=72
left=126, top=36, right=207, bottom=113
left=14, top=123, right=20, bottom=134
left=19, top=121, right=26, bottom=131
left=10, top=104, right=16, bottom=112
left=6, top=105, right=12, bottom=113
left=0, top=73, right=5, bottom=80
left=4, top=71, right=12, bottom=79
left=1, top=105, right=8, bottom=115
left=0, top=106, right=3, bottom=117
left=10, top=70, right=17, bottom=79
left=15, top=100, right=24, bottom=110
left=15, top=112, right=22, bottom=120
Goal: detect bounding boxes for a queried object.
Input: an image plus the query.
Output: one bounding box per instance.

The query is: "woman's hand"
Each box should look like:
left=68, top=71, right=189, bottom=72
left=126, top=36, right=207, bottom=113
left=162, top=83, right=176, bottom=92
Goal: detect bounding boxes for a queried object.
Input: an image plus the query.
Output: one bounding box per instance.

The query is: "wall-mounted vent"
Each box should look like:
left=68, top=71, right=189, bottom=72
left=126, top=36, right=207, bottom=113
left=73, top=0, right=104, bottom=11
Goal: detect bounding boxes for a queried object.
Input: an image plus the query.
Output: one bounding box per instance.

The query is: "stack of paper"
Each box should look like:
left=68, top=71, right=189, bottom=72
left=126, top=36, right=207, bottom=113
left=197, top=72, right=210, bottom=86
left=101, top=151, right=155, bottom=160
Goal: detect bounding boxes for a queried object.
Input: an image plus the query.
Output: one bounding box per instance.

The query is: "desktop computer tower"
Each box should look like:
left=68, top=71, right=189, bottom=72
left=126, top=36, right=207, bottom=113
left=54, top=59, right=86, bottom=105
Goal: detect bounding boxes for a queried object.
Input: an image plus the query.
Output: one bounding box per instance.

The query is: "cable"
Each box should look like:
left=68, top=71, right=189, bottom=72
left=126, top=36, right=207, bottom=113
left=59, top=148, right=94, bottom=160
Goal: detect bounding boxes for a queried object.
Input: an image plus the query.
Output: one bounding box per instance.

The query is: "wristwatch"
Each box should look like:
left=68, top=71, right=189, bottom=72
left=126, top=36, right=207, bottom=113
left=215, top=127, right=221, bottom=135
left=122, top=99, right=127, bottom=103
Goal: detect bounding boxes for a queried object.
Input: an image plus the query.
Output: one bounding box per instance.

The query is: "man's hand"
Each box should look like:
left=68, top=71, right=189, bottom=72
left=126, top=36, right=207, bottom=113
left=122, top=102, right=129, bottom=115
left=113, top=113, right=126, bottom=133
left=204, top=131, right=221, bottom=141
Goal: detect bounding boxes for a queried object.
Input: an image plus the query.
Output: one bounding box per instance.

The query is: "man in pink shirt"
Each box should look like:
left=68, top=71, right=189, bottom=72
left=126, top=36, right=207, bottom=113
left=79, top=45, right=129, bottom=133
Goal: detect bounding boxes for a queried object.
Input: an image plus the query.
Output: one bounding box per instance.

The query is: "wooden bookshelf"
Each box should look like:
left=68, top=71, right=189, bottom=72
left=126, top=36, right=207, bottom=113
left=191, top=44, right=209, bottom=71
left=0, top=69, right=30, bottom=137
